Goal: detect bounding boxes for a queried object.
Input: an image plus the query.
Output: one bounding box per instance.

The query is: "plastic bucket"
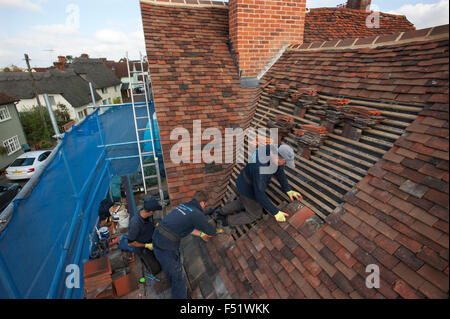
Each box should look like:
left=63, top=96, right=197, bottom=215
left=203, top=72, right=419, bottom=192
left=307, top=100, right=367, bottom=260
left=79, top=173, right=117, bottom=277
left=99, top=226, right=110, bottom=239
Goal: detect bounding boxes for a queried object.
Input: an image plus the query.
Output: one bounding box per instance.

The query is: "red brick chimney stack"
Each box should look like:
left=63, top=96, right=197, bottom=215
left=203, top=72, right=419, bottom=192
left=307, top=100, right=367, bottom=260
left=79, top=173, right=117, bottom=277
left=58, top=56, right=67, bottom=64
left=228, top=0, right=307, bottom=87
left=346, top=0, right=371, bottom=10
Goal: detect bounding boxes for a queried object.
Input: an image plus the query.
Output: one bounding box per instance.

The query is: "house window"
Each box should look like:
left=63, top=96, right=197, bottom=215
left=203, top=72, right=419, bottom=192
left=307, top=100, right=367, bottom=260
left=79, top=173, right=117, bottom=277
left=108, top=98, right=111, bottom=104
left=101, top=87, right=108, bottom=94
left=0, top=106, right=11, bottom=122
left=114, top=86, right=117, bottom=92
left=48, top=95, right=56, bottom=106
left=78, top=110, right=85, bottom=119
left=102, top=99, right=107, bottom=105
left=3, top=135, right=21, bottom=156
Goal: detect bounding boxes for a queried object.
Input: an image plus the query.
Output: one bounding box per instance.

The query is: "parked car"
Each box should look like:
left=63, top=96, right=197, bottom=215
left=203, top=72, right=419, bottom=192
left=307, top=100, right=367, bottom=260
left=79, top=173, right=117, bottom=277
left=0, top=183, right=21, bottom=212
left=5, top=150, right=52, bottom=180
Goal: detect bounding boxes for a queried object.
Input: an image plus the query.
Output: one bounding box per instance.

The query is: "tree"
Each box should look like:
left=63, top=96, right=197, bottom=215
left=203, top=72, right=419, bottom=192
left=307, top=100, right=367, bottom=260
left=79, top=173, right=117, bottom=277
left=19, top=105, right=73, bottom=145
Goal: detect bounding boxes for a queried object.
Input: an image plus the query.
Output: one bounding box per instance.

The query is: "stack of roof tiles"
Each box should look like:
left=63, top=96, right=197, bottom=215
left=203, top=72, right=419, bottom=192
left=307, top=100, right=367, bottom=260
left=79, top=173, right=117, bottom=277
left=83, top=256, right=114, bottom=299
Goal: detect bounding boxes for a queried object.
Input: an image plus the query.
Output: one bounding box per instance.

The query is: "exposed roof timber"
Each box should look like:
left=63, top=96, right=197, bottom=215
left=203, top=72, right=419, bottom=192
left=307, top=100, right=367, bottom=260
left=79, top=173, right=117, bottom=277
left=290, top=24, right=449, bottom=51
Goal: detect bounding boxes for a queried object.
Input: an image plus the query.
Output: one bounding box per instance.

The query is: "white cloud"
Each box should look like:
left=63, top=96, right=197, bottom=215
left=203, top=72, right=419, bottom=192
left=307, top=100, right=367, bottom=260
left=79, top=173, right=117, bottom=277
left=0, top=0, right=43, bottom=12
left=388, top=0, right=449, bottom=29
left=0, top=25, right=146, bottom=68
left=94, top=29, right=129, bottom=44
left=32, top=24, right=79, bottom=35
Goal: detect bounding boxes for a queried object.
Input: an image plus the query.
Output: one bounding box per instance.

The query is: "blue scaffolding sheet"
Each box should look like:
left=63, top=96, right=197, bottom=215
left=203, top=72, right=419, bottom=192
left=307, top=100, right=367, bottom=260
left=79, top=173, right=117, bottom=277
left=0, top=102, right=163, bottom=298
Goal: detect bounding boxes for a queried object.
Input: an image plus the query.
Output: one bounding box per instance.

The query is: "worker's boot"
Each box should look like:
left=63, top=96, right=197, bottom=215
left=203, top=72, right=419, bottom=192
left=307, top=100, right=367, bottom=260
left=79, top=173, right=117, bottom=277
left=215, top=213, right=228, bottom=227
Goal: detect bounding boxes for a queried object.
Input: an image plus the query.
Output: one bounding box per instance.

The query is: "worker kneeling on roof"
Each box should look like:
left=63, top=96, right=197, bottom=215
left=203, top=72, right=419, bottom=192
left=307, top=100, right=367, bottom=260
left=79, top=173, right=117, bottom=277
left=213, top=144, right=302, bottom=227
left=128, top=199, right=162, bottom=278
left=152, top=190, right=221, bottom=299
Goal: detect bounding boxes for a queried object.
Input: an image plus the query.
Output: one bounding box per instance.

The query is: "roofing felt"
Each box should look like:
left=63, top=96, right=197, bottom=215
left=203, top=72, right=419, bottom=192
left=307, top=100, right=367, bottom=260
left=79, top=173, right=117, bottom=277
left=70, top=58, right=121, bottom=89
left=303, top=7, right=415, bottom=43
left=0, top=69, right=101, bottom=108
left=0, top=92, right=20, bottom=105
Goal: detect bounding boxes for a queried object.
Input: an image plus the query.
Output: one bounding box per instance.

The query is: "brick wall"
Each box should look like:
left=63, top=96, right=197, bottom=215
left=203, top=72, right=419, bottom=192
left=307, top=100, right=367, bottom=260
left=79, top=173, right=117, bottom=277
left=228, top=0, right=307, bottom=79
left=141, top=2, right=257, bottom=207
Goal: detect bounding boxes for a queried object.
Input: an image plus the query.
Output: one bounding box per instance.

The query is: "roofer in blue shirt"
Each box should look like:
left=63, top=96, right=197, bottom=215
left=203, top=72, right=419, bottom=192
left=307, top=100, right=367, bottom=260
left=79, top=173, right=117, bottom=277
left=152, top=190, right=222, bottom=299
left=213, top=144, right=302, bottom=227
left=127, top=199, right=162, bottom=279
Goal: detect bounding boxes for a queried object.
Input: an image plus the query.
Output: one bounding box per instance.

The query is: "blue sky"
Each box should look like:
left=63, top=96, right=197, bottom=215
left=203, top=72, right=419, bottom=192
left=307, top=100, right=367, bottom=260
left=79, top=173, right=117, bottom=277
left=0, top=0, right=448, bottom=68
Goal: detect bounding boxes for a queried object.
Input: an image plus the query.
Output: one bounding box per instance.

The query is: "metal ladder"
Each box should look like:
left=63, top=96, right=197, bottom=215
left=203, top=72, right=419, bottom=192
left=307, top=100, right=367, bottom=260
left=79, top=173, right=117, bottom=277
left=126, top=53, right=165, bottom=207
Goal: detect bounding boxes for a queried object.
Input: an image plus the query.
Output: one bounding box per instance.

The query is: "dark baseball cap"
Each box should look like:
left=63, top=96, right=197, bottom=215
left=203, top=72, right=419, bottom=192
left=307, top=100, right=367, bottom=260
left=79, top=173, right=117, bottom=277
left=144, top=199, right=162, bottom=212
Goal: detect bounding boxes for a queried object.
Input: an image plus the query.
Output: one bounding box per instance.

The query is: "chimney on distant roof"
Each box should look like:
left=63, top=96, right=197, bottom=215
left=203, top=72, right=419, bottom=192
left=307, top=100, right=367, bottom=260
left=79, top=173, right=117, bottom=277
left=80, top=53, right=89, bottom=59
left=346, top=0, right=371, bottom=10
left=58, top=56, right=67, bottom=64
left=228, top=0, right=307, bottom=87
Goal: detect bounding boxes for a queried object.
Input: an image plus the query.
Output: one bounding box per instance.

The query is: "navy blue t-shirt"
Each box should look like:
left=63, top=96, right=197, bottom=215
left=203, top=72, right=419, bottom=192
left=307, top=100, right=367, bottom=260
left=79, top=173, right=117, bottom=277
left=153, top=199, right=216, bottom=251
left=128, top=211, right=155, bottom=244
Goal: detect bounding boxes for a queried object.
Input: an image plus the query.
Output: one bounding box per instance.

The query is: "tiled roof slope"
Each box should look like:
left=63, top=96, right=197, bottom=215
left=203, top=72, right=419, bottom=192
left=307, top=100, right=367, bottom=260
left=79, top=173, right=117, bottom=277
left=0, top=69, right=102, bottom=108
left=140, top=0, right=257, bottom=207
left=304, top=7, right=415, bottom=43
left=205, top=27, right=449, bottom=299
left=70, top=58, right=121, bottom=89
left=0, top=92, right=19, bottom=105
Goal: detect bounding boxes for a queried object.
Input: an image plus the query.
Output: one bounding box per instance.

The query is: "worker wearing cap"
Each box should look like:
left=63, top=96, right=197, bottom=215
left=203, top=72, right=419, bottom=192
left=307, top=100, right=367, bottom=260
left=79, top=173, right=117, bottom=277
left=128, top=199, right=162, bottom=277
left=215, top=144, right=302, bottom=227
left=152, top=190, right=221, bottom=299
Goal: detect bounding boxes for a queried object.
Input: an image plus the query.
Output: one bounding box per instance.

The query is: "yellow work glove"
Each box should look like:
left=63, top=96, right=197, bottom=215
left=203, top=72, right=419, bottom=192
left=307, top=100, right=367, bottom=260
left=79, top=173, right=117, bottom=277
left=287, top=190, right=303, bottom=201
left=144, top=243, right=153, bottom=251
left=200, top=232, right=210, bottom=241
left=274, top=211, right=289, bottom=223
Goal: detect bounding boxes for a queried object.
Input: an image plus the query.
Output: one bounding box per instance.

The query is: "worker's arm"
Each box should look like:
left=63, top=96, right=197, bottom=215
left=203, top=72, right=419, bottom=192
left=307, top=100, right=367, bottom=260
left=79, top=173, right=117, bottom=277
left=274, top=165, right=291, bottom=193
left=128, top=241, right=146, bottom=248
left=192, top=211, right=217, bottom=236
left=253, top=171, right=279, bottom=216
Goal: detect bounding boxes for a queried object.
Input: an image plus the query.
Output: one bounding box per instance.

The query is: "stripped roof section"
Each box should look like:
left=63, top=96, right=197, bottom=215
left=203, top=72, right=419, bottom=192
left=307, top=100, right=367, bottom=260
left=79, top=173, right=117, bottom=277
left=206, top=29, right=449, bottom=299
left=303, top=7, right=415, bottom=44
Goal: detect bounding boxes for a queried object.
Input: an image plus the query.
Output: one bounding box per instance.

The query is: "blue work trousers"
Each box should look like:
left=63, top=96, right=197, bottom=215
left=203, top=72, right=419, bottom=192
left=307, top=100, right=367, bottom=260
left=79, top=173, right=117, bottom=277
left=153, top=246, right=187, bottom=299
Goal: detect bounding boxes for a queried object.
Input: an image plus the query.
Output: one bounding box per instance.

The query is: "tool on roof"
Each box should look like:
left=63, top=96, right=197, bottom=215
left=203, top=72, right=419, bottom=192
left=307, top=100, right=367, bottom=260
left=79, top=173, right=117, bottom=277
left=126, top=52, right=166, bottom=209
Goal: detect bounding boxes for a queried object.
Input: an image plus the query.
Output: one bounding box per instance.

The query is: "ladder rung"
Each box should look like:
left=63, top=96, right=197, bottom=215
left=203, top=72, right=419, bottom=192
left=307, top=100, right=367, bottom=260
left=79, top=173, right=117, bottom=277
left=143, top=162, right=156, bottom=168
left=141, top=151, right=154, bottom=156
left=131, top=81, right=145, bottom=85
left=136, top=116, right=149, bottom=120
left=139, top=139, right=154, bottom=143
left=131, top=71, right=148, bottom=75
left=138, top=128, right=150, bottom=131
left=146, top=186, right=160, bottom=192
left=144, top=175, right=158, bottom=179
left=133, top=93, right=146, bottom=96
